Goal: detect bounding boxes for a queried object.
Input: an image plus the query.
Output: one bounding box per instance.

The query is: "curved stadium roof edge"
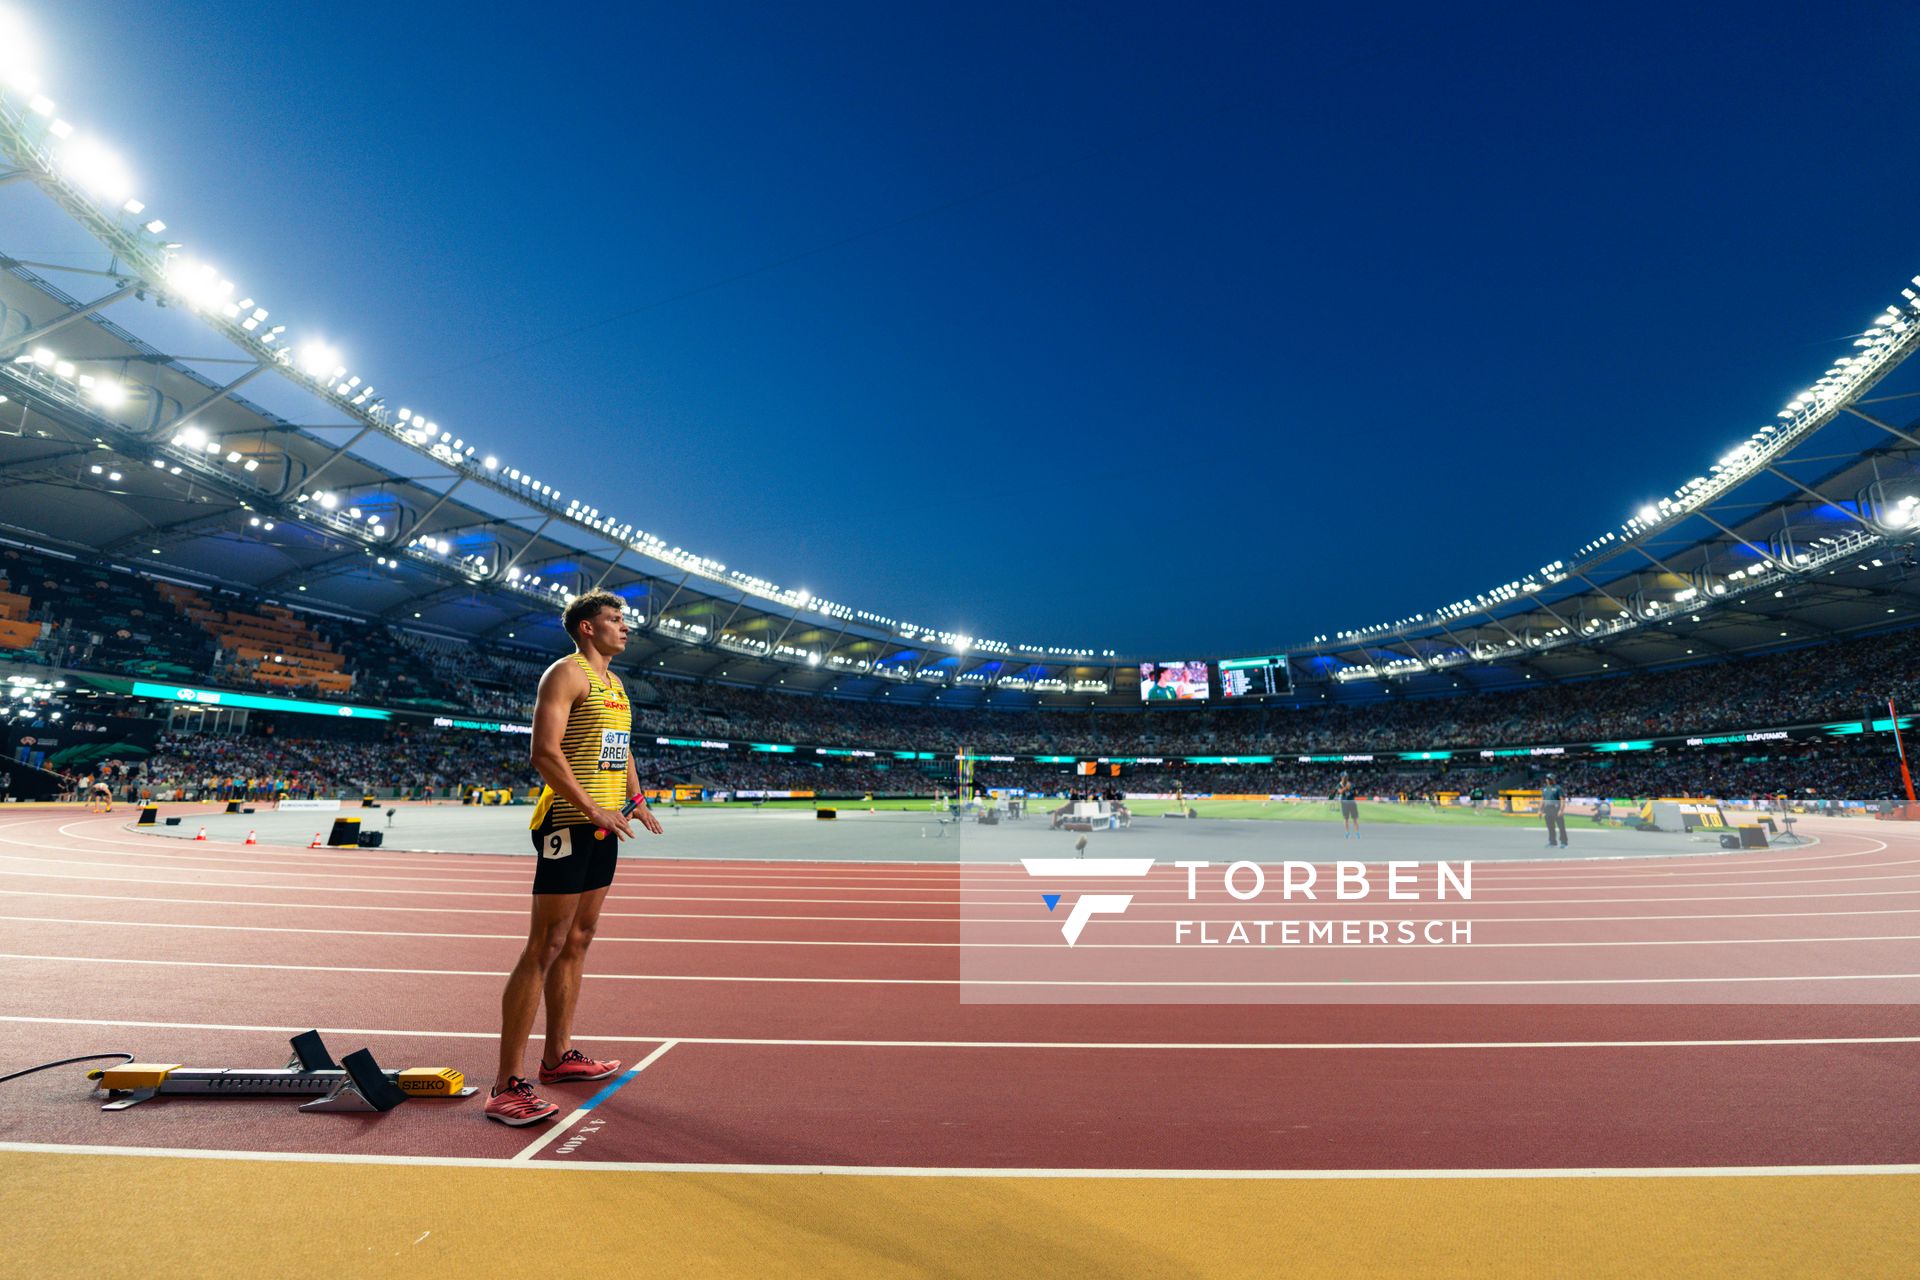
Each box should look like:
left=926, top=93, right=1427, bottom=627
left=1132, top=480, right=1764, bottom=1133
left=2, top=58, right=1919, bottom=708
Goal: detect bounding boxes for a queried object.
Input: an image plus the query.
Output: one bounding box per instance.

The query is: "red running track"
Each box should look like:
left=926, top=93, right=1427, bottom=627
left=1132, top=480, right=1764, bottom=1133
left=0, top=807, right=1916, bottom=1172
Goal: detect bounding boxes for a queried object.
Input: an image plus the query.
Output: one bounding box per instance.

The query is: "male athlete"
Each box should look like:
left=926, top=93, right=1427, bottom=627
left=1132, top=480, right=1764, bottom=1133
left=1335, top=772, right=1361, bottom=838
left=486, top=589, right=664, bottom=1125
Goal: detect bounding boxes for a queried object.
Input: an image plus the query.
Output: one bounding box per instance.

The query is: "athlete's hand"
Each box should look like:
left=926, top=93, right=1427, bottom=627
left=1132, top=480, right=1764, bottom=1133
left=629, top=797, right=664, bottom=836
left=588, top=804, right=635, bottom=840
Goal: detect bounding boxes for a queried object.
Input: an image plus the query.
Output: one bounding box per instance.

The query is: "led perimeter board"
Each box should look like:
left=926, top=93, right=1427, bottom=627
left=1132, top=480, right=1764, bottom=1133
left=1139, top=661, right=1210, bottom=702
left=1218, top=654, right=1292, bottom=699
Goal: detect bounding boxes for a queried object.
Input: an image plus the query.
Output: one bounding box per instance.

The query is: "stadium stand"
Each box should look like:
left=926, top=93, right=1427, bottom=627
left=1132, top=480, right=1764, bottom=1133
left=2, top=542, right=1915, bottom=806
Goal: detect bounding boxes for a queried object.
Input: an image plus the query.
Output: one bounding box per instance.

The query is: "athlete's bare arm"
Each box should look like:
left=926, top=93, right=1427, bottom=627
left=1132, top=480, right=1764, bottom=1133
left=530, top=658, right=634, bottom=839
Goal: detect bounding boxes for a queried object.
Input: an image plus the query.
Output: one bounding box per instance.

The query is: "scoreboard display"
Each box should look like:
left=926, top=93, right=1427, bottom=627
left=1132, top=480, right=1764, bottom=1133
left=1217, top=654, right=1291, bottom=699
left=1139, top=661, right=1210, bottom=702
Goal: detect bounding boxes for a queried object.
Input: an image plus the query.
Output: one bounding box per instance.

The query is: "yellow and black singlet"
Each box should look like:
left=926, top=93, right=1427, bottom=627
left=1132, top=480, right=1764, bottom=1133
left=528, top=654, right=632, bottom=830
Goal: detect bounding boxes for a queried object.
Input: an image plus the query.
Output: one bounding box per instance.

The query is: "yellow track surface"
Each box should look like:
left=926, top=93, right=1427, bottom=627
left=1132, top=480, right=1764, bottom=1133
left=8, top=1152, right=1917, bottom=1277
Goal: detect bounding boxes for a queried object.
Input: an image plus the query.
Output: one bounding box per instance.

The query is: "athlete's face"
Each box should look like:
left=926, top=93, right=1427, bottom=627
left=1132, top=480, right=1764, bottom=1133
left=579, top=605, right=629, bottom=654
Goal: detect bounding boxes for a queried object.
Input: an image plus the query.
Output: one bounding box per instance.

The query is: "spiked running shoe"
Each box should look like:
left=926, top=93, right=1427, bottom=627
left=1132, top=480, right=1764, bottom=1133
left=540, top=1048, right=623, bottom=1085
left=483, top=1077, right=559, bottom=1126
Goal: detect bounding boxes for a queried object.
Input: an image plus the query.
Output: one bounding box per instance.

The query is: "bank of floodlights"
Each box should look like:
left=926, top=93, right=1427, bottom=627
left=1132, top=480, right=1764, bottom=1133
left=0, top=17, right=1110, bottom=670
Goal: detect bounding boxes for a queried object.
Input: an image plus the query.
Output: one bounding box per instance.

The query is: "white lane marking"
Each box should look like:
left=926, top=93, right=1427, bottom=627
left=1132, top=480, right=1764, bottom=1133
left=4, top=862, right=1920, bottom=907
left=10, top=887, right=1920, bottom=928
left=12, top=845, right=1920, bottom=895
left=3, top=820, right=1898, bottom=889
left=0, top=817, right=1896, bottom=886
left=2, top=1142, right=1917, bottom=1180
left=509, top=1040, right=679, bottom=1162
left=4, top=953, right=1919, bottom=988
left=4, top=1013, right=1918, bottom=1050
left=8, top=915, right=1920, bottom=951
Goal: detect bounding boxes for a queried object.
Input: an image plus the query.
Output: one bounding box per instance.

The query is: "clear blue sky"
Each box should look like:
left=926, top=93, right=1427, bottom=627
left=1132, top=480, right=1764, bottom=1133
left=20, top=1, right=1920, bottom=654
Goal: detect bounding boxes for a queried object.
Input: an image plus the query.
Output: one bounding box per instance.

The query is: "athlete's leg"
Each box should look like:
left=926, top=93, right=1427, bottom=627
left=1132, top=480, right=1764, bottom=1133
left=494, top=891, right=578, bottom=1091
left=541, top=884, right=611, bottom=1066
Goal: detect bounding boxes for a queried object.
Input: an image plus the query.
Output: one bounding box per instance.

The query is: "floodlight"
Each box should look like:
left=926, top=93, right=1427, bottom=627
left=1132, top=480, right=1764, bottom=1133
left=178, top=425, right=206, bottom=448
left=298, top=342, right=340, bottom=378
left=90, top=380, right=127, bottom=409
left=57, top=136, right=134, bottom=203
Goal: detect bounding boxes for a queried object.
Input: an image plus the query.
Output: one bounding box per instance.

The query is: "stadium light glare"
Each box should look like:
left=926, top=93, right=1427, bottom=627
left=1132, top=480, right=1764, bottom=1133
left=89, top=379, right=127, bottom=409
left=56, top=135, right=135, bottom=204
left=297, top=342, right=340, bottom=378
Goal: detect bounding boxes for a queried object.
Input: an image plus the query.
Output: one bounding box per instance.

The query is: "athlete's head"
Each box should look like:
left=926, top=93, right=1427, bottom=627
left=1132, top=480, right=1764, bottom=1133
left=562, top=589, right=629, bottom=655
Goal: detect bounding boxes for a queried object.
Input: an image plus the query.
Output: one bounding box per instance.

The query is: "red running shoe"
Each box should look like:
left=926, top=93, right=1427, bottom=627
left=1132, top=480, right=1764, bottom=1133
left=539, top=1048, right=622, bottom=1085
left=483, top=1077, right=559, bottom=1126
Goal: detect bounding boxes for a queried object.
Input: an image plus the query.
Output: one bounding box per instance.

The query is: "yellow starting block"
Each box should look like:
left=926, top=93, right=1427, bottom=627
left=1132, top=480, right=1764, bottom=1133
left=88, top=1031, right=473, bottom=1113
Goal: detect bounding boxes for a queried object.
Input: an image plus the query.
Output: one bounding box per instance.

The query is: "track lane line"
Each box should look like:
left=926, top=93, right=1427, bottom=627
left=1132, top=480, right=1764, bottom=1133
left=4, top=1142, right=1918, bottom=1178
left=509, top=1040, right=679, bottom=1162
left=5, top=952, right=1919, bottom=988
left=5, top=1013, right=1917, bottom=1048
left=9, top=915, right=1920, bottom=950
left=12, top=887, right=1920, bottom=926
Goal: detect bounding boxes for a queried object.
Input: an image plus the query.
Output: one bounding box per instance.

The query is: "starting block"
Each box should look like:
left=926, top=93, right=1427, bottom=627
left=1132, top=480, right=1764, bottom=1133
left=88, top=1030, right=473, bottom=1113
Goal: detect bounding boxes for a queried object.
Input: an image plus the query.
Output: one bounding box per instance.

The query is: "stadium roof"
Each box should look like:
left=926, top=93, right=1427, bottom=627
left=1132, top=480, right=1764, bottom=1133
left=3, top=61, right=1919, bottom=709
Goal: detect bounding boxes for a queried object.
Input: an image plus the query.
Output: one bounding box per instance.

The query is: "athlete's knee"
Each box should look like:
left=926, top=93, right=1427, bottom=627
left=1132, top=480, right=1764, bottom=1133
left=530, top=923, right=570, bottom=969
left=561, top=919, right=598, bottom=957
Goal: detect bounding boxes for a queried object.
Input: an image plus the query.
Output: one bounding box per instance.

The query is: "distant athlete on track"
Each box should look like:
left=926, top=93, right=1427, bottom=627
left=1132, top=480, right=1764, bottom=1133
left=1335, top=772, right=1360, bottom=838
left=486, top=589, right=664, bottom=1126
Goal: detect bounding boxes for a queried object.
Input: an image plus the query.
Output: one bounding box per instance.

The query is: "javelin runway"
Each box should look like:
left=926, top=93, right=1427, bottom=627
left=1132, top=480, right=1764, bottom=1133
left=2, top=805, right=1916, bottom=1274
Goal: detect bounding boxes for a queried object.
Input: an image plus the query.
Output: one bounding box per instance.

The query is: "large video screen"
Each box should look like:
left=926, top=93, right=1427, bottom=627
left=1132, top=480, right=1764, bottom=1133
left=1217, top=654, right=1292, bottom=699
left=1139, top=661, right=1210, bottom=702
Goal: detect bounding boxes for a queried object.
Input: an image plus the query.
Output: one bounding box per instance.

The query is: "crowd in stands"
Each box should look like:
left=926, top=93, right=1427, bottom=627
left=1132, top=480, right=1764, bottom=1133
left=0, top=546, right=216, bottom=682
left=135, top=728, right=538, bottom=801
left=393, top=632, right=538, bottom=718
left=100, top=725, right=1901, bottom=806
left=3, top=542, right=1918, bottom=806
left=625, top=626, right=1920, bottom=758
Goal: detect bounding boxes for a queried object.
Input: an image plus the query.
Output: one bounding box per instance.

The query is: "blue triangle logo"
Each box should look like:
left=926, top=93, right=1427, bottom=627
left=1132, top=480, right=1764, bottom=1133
left=1042, top=894, right=1061, bottom=912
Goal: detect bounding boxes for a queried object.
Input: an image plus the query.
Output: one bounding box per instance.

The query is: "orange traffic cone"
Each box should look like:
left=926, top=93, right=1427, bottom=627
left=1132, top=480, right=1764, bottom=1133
left=309, top=832, right=323, bottom=848
left=244, top=829, right=257, bottom=845
left=194, top=826, right=207, bottom=841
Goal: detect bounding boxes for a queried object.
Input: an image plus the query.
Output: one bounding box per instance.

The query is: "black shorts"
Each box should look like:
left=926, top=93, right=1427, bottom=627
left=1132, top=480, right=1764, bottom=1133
left=529, top=820, right=621, bottom=896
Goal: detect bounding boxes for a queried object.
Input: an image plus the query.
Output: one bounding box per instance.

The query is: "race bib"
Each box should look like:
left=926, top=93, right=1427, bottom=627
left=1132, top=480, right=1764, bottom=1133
left=597, top=729, right=630, bottom=772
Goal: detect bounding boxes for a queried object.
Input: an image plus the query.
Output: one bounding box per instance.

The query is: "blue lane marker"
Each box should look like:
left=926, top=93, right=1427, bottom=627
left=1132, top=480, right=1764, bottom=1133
left=582, top=1065, right=644, bottom=1111
left=1042, top=893, right=1061, bottom=912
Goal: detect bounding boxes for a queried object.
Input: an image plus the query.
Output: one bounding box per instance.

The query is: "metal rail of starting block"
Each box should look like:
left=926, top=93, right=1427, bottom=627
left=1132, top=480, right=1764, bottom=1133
left=87, top=1030, right=475, bottom=1112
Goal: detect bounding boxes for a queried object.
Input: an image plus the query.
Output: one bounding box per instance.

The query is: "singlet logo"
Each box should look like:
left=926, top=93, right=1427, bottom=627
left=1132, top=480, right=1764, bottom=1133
left=597, top=729, right=631, bottom=772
